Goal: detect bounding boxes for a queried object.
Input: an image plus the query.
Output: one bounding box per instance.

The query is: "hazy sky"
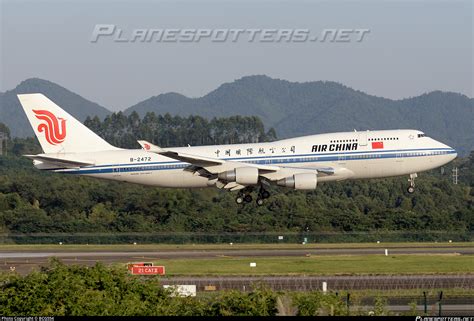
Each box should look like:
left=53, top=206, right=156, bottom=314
left=1, top=0, right=472, bottom=111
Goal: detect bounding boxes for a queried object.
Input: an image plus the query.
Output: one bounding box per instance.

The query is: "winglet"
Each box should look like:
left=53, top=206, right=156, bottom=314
left=137, top=140, right=166, bottom=153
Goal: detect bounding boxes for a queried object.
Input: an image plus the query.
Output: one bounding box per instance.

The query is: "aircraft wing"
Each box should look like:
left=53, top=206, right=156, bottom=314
left=24, top=155, right=95, bottom=168
left=137, top=140, right=280, bottom=173
left=137, top=140, right=336, bottom=189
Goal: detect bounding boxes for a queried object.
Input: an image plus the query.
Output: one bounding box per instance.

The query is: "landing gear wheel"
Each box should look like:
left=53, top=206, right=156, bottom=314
left=258, top=185, right=271, bottom=200
left=256, top=198, right=264, bottom=206
left=407, top=186, right=415, bottom=194
left=235, top=196, right=244, bottom=204
left=244, top=194, right=253, bottom=203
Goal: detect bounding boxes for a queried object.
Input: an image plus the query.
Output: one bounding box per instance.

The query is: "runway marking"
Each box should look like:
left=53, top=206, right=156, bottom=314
left=61, top=258, right=105, bottom=262
left=131, top=256, right=162, bottom=260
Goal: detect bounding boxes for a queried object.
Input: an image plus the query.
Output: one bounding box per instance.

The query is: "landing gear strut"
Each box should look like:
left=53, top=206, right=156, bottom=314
left=407, top=173, right=417, bottom=194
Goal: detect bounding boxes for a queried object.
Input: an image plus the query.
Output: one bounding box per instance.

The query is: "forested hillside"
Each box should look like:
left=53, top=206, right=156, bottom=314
left=1, top=76, right=472, bottom=155
left=0, top=117, right=472, bottom=239
left=84, top=112, right=277, bottom=148
left=125, top=76, right=474, bottom=155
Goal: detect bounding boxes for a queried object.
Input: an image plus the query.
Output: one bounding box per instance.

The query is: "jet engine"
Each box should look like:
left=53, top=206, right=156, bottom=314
left=277, top=173, right=317, bottom=190
left=218, top=167, right=259, bottom=185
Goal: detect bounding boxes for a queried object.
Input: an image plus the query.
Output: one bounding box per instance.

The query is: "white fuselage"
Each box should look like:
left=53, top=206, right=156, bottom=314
left=38, top=129, right=457, bottom=188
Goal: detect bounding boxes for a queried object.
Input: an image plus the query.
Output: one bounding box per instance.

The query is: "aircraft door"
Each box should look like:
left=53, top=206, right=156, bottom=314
left=356, top=131, right=369, bottom=174
left=394, top=138, right=405, bottom=175
left=395, top=138, right=404, bottom=163
left=358, top=131, right=368, bottom=146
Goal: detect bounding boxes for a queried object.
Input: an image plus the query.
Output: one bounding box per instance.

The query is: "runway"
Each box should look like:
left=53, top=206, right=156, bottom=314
left=1, top=245, right=473, bottom=258
left=1, top=244, right=473, bottom=275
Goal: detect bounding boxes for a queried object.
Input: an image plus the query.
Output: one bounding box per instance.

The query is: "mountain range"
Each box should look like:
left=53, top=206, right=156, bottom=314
left=0, top=79, right=110, bottom=138
left=1, top=76, right=472, bottom=155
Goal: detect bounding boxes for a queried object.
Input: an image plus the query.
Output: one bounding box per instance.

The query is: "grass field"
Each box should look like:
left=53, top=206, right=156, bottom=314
left=140, top=254, right=474, bottom=276
left=1, top=241, right=473, bottom=252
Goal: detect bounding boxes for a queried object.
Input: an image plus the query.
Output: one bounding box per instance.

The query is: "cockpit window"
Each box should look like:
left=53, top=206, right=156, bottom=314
left=417, top=133, right=427, bottom=138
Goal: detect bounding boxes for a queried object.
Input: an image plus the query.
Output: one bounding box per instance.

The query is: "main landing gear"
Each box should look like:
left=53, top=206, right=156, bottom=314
left=256, top=187, right=270, bottom=206
left=235, top=186, right=271, bottom=206
left=407, top=173, right=417, bottom=194
left=235, top=187, right=254, bottom=205
left=235, top=194, right=251, bottom=204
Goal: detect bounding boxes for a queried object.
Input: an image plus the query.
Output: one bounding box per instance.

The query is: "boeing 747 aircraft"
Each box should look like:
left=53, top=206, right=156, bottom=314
left=18, top=94, right=457, bottom=205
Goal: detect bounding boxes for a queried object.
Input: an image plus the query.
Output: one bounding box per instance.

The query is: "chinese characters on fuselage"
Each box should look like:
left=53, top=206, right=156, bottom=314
left=215, top=146, right=296, bottom=157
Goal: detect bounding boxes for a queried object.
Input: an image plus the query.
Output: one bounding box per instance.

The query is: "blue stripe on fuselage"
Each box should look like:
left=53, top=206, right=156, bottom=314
left=45, top=147, right=456, bottom=175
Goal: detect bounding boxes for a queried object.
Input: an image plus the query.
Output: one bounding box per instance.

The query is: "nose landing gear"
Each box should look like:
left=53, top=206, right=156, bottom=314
left=407, top=173, right=417, bottom=194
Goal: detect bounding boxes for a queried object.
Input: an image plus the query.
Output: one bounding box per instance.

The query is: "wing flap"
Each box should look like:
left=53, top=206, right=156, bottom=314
left=282, top=166, right=335, bottom=175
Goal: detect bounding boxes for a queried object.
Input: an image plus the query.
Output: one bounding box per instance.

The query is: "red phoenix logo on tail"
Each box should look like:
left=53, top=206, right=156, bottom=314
left=32, top=110, right=67, bottom=145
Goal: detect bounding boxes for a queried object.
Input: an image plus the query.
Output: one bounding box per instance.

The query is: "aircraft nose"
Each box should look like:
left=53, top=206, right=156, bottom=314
left=450, top=148, right=457, bottom=160
left=446, top=145, right=457, bottom=161
left=435, top=138, right=457, bottom=162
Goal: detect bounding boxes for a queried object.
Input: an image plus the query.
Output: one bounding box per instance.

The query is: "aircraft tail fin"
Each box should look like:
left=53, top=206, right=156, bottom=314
left=17, top=93, right=118, bottom=154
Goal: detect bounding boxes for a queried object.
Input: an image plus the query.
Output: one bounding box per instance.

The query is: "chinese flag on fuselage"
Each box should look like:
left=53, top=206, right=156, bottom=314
left=372, top=141, right=384, bottom=149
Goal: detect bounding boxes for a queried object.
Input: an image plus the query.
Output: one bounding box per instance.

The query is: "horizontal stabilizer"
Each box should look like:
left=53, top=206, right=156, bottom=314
left=24, top=155, right=95, bottom=168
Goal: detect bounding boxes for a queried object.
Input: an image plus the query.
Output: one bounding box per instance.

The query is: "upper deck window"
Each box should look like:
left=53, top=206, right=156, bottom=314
left=417, top=133, right=427, bottom=138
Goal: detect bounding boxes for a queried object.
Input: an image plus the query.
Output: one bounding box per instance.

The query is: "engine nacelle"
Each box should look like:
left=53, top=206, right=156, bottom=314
left=277, top=173, right=318, bottom=190
left=218, top=167, right=259, bottom=185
